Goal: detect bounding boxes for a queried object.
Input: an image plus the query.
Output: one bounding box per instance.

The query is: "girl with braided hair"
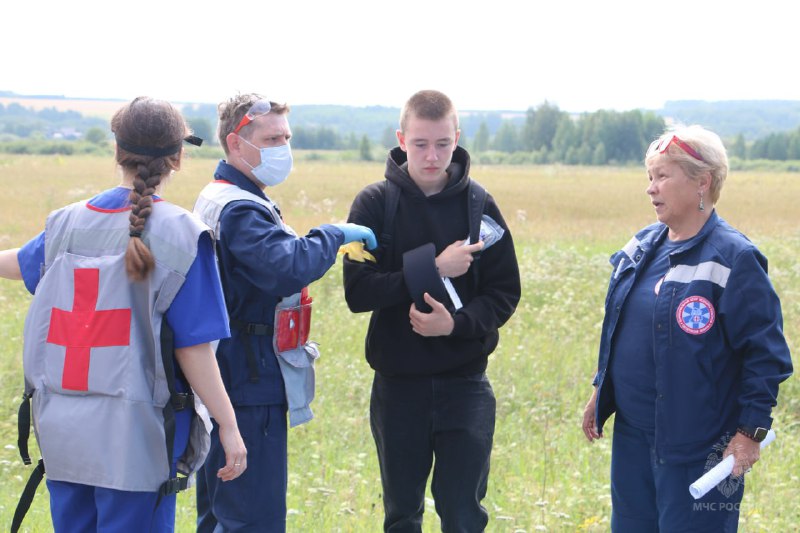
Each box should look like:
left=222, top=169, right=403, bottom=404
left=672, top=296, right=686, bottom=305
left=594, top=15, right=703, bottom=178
left=0, top=96, right=246, bottom=532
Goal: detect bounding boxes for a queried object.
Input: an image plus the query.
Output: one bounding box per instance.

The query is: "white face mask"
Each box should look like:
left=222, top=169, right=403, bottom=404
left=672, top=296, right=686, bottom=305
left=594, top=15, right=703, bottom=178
left=239, top=136, right=293, bottom=187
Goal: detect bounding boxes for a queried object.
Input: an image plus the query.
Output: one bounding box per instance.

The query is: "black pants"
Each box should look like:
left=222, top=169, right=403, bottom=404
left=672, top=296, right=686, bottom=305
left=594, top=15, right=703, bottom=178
left=370, top=371, right=496, bottom=533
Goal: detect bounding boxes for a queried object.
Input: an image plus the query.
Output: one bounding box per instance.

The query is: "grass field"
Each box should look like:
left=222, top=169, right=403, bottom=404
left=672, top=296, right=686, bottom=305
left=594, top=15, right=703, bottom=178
left=0, top=154, right=797, bottom=532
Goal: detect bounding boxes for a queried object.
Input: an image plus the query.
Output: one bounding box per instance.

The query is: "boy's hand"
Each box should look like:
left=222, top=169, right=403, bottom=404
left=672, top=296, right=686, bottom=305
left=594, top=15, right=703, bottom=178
left=409, top=293, right=454, bottom=337
left=435, top=240, right=484, bottom=278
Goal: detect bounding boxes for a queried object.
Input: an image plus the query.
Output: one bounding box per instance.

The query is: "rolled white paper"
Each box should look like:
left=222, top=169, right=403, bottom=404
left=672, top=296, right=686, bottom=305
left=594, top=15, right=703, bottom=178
left=689, top=429, right=776, bottom=499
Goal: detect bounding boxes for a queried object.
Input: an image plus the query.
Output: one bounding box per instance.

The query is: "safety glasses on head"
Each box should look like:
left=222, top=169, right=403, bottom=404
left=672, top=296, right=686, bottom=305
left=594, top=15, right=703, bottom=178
left=232, top=99, right=272, bottom=134
left=647, top=134, right=704, bottom=162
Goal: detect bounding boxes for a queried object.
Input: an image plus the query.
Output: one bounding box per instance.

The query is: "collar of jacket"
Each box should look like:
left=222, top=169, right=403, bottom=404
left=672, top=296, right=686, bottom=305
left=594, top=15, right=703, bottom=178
left=213, top=159, right=269, bottom=201
left=648, top=210, right=722, bottom=256
left=613, top=210, right=721, bottom=278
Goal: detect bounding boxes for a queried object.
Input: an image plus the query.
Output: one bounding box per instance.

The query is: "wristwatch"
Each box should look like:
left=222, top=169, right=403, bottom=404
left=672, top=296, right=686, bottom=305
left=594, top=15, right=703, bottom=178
left=737, top=426, right=769, bottom=442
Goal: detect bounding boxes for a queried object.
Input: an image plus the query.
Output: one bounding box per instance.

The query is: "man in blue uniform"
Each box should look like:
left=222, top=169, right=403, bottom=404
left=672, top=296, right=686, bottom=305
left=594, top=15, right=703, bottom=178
left=194, top=93, right=376, bottom=532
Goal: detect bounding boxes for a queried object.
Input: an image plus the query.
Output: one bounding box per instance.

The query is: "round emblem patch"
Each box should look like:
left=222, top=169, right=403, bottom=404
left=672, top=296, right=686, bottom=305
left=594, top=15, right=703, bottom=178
left=676, top=296, right=715, bottom=335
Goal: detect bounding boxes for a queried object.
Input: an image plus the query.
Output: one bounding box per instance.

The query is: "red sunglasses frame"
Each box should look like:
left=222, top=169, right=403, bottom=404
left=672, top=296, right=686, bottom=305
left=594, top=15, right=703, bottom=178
left=647, top=134, right=704, bottom=162
left=232, top=100, right=272, bottom=135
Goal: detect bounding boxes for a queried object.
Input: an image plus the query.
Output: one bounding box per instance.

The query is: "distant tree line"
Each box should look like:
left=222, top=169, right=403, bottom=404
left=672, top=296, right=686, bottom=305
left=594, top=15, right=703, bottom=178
left=464, top=102, right=666, bottom=164
left=660, top=100, right=800, bottom=140
left=0, top=102, right=106, bottom=140
left=728, top=130, right=800, bottom=160
left=4, top=100, right=800, bottom=165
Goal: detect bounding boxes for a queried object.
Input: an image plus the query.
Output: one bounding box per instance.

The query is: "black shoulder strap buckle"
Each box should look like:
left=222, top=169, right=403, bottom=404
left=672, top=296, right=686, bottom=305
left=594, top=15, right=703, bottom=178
left=159, top=475, right=190, bottom=497
left=171, top=392, right=195, bottom=411
left=229, top=319, right=271, bottom=383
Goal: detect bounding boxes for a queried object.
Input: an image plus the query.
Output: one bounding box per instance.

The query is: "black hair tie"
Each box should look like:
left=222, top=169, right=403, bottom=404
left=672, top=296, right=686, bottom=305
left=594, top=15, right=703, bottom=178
left=130, top=230, right=143, bottom=238
left=115, top=135, right=204, bottom=157
left=116, top=138, right=181, bottom=158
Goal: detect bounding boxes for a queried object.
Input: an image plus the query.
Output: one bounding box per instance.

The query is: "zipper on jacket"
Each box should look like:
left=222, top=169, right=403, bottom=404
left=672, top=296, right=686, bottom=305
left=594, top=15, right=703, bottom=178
left=668, top=287, right=677, bottom=345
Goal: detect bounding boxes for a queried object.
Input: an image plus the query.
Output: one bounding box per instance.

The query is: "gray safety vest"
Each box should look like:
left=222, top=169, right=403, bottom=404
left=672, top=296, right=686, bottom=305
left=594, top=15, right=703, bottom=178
left=22, top=198, right=212, bottom=491
left=194, top=181, right=319, bottom=427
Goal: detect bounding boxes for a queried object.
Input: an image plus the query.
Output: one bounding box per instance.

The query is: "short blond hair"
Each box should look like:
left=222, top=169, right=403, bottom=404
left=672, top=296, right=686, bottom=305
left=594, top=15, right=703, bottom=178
left=646, top=125, right=728, bottom=204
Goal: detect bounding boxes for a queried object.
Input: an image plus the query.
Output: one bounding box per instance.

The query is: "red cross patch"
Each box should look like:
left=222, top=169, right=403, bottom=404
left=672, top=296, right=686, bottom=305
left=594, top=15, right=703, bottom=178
left=46, top=268, right=132, bottom=391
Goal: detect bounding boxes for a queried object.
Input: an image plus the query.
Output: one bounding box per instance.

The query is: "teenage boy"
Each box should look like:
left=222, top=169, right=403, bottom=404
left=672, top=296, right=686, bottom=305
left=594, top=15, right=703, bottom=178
left=343, top=90, right=521, bottom=532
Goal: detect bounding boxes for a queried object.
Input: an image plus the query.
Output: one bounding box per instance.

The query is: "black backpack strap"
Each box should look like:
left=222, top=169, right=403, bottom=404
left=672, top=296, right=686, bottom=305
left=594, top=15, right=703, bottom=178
left=17, top=391, right=33, bottom=465
left=12, top=390, right=43, bottom=533
left=11, top=458, right=46, bottom=533
left=467, top=180, right=488, bottom=284
left=467, top=179, right=488, bottom=246
left=156, top=321, right=190, bottom=508
left=381, top=180, right=401, bottom=251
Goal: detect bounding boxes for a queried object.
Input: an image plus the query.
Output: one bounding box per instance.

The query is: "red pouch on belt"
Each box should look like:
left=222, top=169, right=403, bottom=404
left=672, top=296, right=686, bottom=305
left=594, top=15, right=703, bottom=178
left=275, top=287, right=313, bottom=353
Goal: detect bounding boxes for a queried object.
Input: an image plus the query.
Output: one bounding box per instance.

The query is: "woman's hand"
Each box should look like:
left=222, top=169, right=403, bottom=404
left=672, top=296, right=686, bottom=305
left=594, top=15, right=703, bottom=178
left=215, top=422, right=247, bottom=481
left=723, top=432, right=761, bottom=477
left=582, top=387, right=602, bottom=442
left=175, top=343, right=247, bottom=481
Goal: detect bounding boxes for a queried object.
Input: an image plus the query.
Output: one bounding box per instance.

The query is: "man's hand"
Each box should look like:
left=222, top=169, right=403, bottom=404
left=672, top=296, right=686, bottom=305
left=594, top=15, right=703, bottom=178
left=723, top=432, right=761, bottom=477
left=435, top=240, right=484, bottom=278
left=409, top=292, right=454, bottom=337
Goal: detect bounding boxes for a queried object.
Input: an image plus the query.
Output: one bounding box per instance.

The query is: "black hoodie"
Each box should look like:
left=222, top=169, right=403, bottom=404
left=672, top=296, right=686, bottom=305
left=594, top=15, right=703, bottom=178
left=343, top=146, right=521, bottom=376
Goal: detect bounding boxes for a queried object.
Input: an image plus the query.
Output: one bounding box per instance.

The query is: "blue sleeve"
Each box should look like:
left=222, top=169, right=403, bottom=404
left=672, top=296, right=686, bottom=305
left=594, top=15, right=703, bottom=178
left=17, top=231, right=45, bottom=295
left=719, top=247, right=793, bottom=429
left=166, top=232, right=231, bottom=348
left=218, top=202, right=344, bottom=296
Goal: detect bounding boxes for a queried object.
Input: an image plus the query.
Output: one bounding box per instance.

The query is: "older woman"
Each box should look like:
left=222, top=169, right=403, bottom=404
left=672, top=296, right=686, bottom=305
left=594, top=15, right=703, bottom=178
left=582, top=125, right=792, bottom=532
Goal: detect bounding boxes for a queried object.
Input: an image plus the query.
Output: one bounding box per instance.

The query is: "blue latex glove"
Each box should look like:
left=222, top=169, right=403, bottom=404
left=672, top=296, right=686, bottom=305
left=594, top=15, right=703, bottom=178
left=332, top=223, right=378, bottom=250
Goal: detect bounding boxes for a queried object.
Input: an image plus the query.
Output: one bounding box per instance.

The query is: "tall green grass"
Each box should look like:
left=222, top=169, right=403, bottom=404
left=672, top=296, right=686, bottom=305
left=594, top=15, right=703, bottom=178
left=0, top=155, right=797, bottom=532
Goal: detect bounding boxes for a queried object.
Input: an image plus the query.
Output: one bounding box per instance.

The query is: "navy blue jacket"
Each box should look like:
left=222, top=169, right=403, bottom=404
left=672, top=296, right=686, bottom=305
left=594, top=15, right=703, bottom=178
left=211, top=161, right=345, bottom=405
left=594, top=211, right=792, bottom=464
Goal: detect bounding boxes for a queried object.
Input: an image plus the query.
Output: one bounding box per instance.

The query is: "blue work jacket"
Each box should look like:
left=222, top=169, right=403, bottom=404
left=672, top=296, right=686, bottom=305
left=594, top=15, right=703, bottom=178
left=210, top=161, right=345, bottom=405
left=594, top=211, right=792, bottom=464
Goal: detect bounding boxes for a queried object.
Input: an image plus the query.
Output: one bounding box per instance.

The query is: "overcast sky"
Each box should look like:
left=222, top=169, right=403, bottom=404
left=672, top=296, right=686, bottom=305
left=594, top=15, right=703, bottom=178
left=2, top=0, right=797, bottom=112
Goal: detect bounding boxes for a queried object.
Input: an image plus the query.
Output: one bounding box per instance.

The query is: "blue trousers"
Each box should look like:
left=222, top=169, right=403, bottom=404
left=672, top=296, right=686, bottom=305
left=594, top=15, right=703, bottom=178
left=47, top=480, right=176, bottom=533
left=611, top=416, right=743, bottom=532
left=46, top=408, right=190, bottom=533
left=197, top=404, right=288, bottom=533
left=370, top=371, right=496, bottom=533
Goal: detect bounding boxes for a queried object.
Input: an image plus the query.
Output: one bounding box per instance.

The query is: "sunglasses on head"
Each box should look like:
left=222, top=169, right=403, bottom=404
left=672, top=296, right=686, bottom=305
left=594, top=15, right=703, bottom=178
left=232, top=99, right=272, bottom=134
left=647, top=134, right=704, bottom=162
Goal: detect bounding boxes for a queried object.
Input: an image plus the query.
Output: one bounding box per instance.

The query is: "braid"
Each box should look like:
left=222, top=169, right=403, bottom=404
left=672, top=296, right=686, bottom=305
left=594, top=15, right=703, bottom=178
left=112, top=96, right=187, bottom=281
left=126, top=159, right=168, bottom=280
